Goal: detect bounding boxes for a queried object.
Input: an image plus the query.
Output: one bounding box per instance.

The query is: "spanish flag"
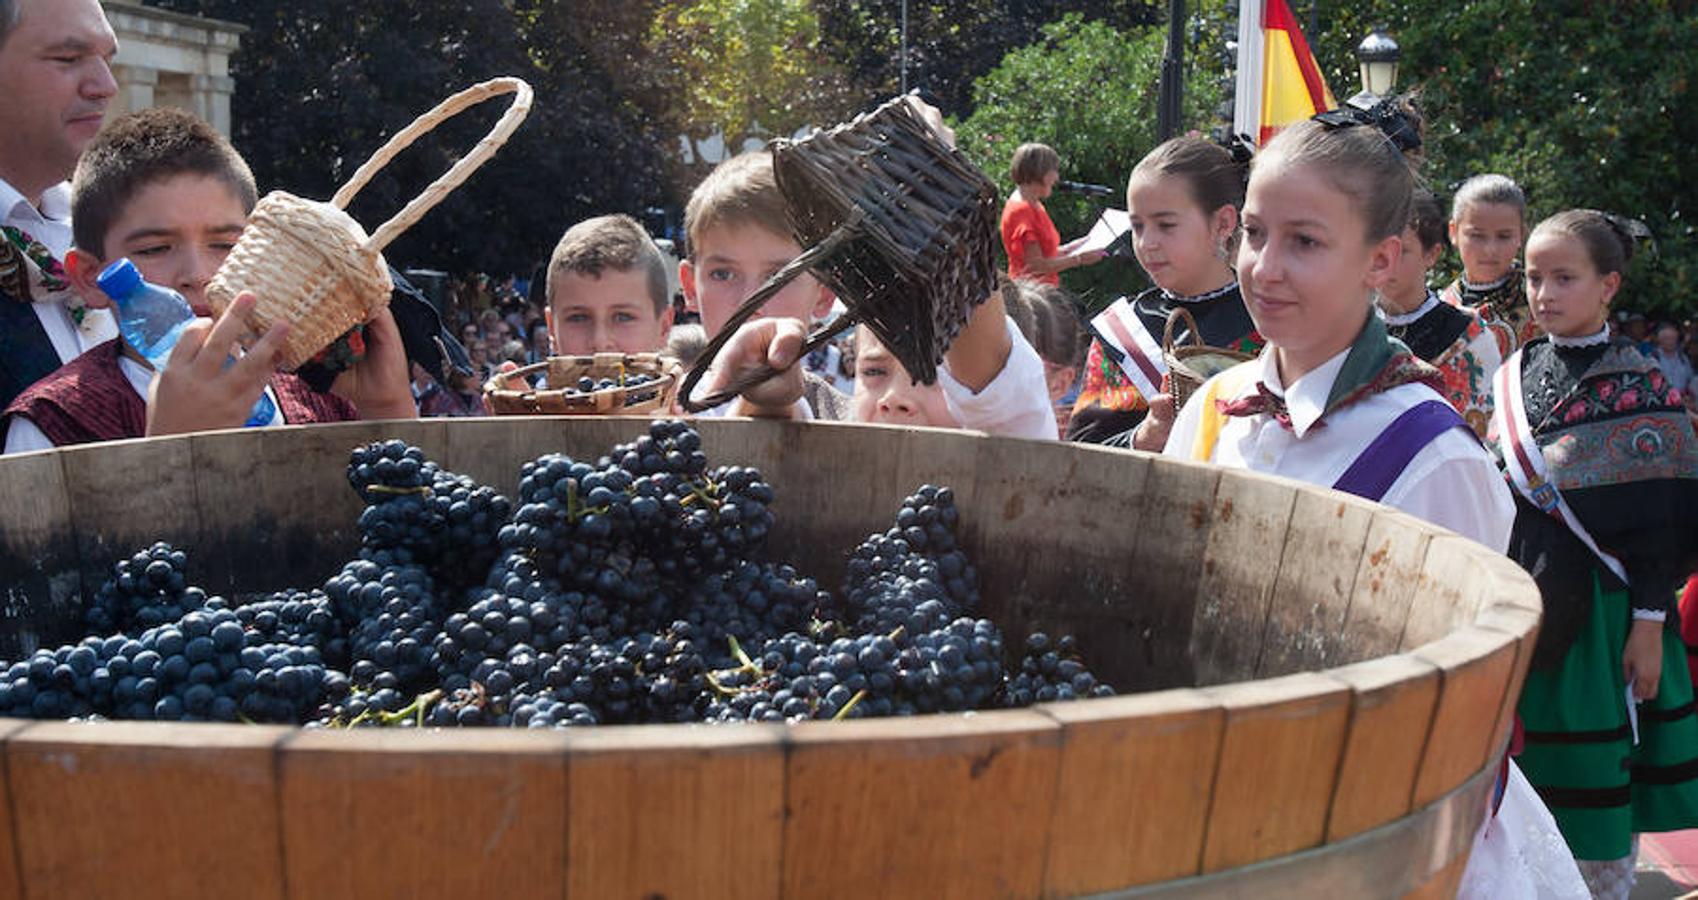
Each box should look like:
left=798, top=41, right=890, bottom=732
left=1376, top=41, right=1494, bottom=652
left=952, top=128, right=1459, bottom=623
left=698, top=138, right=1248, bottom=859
left=1233, top=0, right=1337, bottom=147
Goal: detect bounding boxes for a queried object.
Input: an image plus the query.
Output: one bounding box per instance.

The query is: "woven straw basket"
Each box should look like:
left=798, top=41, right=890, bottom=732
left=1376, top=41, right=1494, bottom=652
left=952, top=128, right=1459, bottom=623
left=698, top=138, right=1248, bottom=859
left=484, top=353, right=682, bottom=417
left=1163, top=307, right=1256, bottom=409
left=680, top=95, right=1000, bottom=412
left=207, top=77, right=533, bottom=371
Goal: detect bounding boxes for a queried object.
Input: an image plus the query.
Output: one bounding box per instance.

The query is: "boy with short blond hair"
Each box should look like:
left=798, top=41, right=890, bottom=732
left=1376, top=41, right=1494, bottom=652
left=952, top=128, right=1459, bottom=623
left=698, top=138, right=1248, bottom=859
left=686, top=137, right=1051, bottom=437
left=679, top=151, right=845, bottom=418
left=2, top=107, right=414, bottom=452
left=545, top=213, right=673, bottom=356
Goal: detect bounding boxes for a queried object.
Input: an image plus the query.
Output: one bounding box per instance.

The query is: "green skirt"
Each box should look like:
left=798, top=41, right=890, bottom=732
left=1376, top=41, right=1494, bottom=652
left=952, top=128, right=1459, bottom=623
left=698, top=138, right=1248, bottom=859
left=1518, top=572, right=1698, bottom=860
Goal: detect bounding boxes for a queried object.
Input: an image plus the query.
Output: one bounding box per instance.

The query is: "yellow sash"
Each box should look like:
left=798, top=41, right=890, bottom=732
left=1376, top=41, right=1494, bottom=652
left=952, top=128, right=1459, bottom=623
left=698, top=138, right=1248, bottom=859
left=1189, top=362, right=1259, bottom=462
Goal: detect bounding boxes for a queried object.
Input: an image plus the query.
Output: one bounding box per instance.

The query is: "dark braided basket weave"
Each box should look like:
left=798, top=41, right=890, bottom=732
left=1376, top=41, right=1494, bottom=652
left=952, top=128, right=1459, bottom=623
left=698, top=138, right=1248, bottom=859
left=681, top=96, right=1001, bottom=411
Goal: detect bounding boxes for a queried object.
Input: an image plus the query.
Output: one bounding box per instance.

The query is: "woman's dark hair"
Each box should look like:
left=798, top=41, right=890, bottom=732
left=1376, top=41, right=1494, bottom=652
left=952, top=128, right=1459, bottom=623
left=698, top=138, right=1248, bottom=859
left=1408, top=188, right=1448, bottom=252
left=1009, top=143, right=1061, bottom=186
left=1530, top=209, right=1638, bottom=277
left=1131, top=136, right=1247, bottom=217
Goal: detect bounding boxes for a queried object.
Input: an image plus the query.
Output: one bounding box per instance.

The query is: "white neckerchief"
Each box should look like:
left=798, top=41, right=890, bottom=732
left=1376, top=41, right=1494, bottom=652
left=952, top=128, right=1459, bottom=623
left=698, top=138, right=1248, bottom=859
left=1462, top=272, right=1513, bottom=293
left=1161, top=280, right=1238, bottom=305
left=1379, top=290, right=1440, bottom=326
left=1549, top=324, right=1610, bottom=348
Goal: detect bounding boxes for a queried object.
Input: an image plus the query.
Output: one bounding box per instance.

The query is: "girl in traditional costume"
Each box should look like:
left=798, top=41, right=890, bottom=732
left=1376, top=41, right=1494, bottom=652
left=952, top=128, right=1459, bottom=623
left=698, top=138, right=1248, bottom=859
left=1444, top=174, right=1540, bottom=356
left=1492, top=209, right=1698, bottom=900
left=1163, top=110, right=1512, bottom=542
left=1165, top=103, right=1586, bottom=900
left=1067, top=137, right=1263, bottom=444
left=1378, top=188, right=1501, bottom=437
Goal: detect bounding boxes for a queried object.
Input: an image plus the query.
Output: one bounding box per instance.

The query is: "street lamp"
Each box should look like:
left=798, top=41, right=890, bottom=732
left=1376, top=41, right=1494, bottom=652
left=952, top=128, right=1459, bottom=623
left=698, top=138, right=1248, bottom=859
left=1355, top=27, right=1400, bottom=100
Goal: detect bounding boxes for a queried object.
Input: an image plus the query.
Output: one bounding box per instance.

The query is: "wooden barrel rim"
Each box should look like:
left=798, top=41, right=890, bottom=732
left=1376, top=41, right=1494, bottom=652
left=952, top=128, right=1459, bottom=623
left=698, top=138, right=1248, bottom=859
left=0, top=419, right=1540, bottom=898
left=1082, top=756, right=1496, bottom=899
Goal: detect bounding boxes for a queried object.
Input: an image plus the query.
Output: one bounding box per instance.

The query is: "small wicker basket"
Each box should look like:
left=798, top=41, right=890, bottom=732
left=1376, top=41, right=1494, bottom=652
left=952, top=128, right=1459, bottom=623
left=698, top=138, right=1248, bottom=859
left=207, top=77, right=533, bottom=371
left=1163, top=307, right=1256, bottom=409
left=484, top=353, right=682, bottom=416
left=680, top=95, right=1000, bottom=412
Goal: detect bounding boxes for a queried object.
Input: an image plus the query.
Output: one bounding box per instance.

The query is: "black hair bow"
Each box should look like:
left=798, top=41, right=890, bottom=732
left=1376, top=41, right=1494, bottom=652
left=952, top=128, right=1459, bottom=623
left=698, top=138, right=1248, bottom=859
left=1313, top=98, right=1423, bottom=155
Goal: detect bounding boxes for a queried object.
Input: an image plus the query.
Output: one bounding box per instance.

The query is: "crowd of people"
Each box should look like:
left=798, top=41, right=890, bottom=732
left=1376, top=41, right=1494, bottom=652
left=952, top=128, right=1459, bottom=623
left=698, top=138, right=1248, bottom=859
left=0, top=1, right=1693, bottom=898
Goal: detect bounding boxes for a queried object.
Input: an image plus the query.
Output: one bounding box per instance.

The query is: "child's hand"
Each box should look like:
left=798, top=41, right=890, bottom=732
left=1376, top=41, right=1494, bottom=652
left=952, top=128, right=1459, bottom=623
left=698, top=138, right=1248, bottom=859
left=1131, top=392, right=1178, bottom=452
left=1624, top=618, right=1665, bottom=701
left=1073, top=249, right=1108, bottom=268
left=901, top=95, right=956, bottom=148
left=331, top=308, right=418, bottom=421
left=706, top=317, right=807, bottom=418
left=146, top=292, right=289, bottom=438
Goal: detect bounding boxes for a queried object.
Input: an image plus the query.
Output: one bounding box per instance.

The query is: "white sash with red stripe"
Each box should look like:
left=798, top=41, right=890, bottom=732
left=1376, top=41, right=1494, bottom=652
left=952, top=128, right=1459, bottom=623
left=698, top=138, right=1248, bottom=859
left=1091, top=298, right=1166, bottom=400
left=1492, top=349, right=1629, bottom=584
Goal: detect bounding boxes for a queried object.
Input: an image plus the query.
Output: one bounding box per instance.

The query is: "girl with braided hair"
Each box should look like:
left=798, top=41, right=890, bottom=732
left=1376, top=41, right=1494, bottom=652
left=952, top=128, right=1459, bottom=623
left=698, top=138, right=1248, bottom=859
left=1491, top=209, right=1698, bottom=899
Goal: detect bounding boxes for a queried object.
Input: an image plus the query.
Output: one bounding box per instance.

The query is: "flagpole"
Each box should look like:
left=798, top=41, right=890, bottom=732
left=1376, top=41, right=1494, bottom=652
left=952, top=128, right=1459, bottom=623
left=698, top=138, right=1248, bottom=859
left=900, top=0, right=909, bottom=94
left=1233, top=0, right=1265, bottom=148
left=1157, top=0, right=1186, bottom=141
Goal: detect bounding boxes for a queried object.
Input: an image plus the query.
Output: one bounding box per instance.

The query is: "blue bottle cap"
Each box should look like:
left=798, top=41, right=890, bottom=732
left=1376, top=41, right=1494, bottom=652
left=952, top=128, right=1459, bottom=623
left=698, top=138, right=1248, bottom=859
left=96, top=258, right=142, bottom=301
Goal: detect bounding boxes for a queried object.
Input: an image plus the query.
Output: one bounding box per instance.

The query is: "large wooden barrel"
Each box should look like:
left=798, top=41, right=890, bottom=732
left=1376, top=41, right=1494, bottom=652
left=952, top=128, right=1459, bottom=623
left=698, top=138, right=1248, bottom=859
left=0, top=418, right=1538, bottom=899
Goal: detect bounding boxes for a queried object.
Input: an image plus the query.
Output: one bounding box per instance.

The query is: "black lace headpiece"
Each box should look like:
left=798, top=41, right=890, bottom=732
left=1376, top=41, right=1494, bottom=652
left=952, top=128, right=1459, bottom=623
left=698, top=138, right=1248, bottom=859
left=1313, top=97, right=1423, bottom=155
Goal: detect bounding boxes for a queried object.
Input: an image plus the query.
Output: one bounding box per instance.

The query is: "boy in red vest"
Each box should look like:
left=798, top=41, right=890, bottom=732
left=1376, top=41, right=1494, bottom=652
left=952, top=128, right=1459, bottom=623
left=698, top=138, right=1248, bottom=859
left=2, top=108, right=415, bottom=451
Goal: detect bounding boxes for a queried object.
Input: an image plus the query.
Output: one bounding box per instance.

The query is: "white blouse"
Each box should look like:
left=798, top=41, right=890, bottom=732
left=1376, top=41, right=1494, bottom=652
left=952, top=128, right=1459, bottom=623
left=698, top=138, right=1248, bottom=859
left=1163, top=345, right=1516, bottom=553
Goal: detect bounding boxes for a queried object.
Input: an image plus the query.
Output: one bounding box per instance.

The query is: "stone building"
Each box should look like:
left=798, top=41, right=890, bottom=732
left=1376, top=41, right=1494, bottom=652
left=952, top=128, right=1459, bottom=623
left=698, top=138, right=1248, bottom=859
left=102, top=1, right=246, bottom=136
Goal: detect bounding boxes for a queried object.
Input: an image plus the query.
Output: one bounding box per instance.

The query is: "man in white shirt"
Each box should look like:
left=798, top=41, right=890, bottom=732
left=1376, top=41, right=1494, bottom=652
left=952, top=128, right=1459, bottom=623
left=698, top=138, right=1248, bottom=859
left=0, top=0, right=120, bottom=406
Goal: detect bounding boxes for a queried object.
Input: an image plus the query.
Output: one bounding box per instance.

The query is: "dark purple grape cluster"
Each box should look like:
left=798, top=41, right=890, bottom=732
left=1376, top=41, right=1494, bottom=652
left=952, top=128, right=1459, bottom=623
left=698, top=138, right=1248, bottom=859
left=567, top=372, right=663, bottom=403
left=235, top=589, right=347, bottom=665
left=1, top=419, right=1116, bottom=731
left=348, top=441, right=512, bottom=589
left=1003, top=632, right=1115, bottom=706
left=680, top=560, right=826, bottom=668
left=0, top=606, right=331, bottom=723
left=840, top=485, right=978, bottom=635
left=85, top=542, right=209, bottom=636
left=897, top=617, right=1005, bottom=713
left=347, top=440, right=430, bottom=499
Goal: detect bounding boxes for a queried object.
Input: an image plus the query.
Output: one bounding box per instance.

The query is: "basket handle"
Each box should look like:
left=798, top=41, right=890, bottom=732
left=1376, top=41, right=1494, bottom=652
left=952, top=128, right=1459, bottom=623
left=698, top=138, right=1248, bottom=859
left=680, top=212, right=864, bottom=413
left=1162, top=306, right=1204, bottom=353
left=331, top=77, right=534, bottom=253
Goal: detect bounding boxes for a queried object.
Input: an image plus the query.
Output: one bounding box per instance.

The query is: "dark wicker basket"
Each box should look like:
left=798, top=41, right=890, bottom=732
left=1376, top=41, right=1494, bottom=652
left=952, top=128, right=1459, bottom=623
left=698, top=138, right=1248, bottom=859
left=681, top=96, right=1001, bottom=411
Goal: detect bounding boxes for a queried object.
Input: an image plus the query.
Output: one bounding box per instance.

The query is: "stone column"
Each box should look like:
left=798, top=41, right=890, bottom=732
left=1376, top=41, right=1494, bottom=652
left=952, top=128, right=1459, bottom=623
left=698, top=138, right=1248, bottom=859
left=103, top=1, right=247, bottom=136
left=192, top=74, right=239, bottom=136
left=109, top=64, right=157, bottom=121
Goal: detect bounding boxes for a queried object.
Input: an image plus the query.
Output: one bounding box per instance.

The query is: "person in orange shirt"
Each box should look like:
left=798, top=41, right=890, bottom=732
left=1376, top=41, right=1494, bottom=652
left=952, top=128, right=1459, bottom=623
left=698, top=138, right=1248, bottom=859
left=999, top=143, right=1104, bottom=285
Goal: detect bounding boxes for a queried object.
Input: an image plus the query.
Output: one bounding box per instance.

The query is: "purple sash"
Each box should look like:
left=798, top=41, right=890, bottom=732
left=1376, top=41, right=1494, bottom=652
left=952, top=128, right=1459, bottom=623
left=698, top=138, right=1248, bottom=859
left=1331, top=400, right=1467, bottom=502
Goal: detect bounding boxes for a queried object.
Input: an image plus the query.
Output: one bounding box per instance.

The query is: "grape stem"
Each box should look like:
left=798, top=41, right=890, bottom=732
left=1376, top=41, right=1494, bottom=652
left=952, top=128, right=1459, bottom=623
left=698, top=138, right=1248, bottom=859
left=727, top=635, right=761, bottom=675
left=364, top=485, right=432, bottom=498
left=378, top=689, right=443, bottom=727
left=833, top=689, right=869, bottom=721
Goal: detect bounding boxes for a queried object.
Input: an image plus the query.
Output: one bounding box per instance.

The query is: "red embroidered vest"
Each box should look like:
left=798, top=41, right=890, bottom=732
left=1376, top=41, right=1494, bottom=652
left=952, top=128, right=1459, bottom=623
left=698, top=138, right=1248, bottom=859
left=2, top=339, right=359, bottom=448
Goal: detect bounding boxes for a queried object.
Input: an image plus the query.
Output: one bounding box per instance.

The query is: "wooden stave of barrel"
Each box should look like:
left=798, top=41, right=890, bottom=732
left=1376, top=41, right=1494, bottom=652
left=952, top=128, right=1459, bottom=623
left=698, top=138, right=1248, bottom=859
left=0, top=418, right=1539, bottom=899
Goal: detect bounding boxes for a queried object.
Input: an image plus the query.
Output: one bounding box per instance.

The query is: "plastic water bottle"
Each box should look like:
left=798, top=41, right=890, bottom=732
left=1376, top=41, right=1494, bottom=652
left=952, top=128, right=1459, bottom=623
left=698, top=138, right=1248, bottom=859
left=96, top=258, right=276, bottom=427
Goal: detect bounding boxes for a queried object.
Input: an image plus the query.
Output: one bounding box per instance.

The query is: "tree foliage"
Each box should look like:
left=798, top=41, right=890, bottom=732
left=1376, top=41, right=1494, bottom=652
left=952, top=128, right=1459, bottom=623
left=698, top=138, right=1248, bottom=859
left=955, top=14, right=1222, bottom=307
left=1303, top=0, right=1698, bottom=316
left=648, top=0, right=852, bottom=147
left=814, top=1, right=1163, bottom=117
left=143, top=0, right=671, bottom=276
left=132, top=0, right=1698, bottom=315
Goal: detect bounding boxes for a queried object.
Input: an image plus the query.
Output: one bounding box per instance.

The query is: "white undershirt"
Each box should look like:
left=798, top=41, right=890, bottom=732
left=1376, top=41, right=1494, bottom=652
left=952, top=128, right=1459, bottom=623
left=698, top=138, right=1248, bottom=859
left=937, top=318, right=1057, bottom=441
left=1164, top=345, right=1516, bottom=552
